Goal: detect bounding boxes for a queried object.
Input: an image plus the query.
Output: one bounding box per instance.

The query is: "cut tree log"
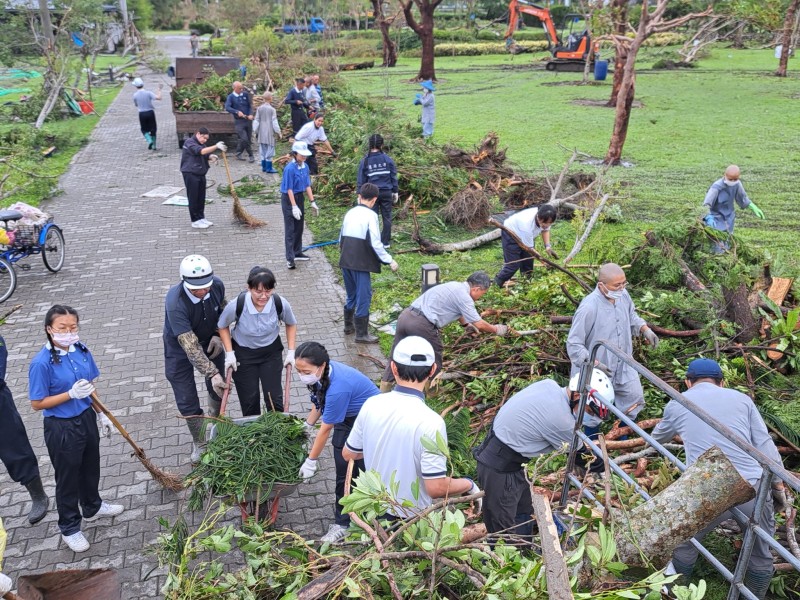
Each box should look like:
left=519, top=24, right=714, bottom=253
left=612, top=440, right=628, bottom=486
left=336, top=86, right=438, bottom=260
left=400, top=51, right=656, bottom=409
left=724, top=282, right=759, bottom=343
left=531, top=492, right=573, bottom=600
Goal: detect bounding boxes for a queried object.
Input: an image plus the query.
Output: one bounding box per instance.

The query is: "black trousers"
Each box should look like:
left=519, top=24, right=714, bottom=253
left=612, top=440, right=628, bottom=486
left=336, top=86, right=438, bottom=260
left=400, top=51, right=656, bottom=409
left=138, top=110, right=157, bottom=136
left=165, top=347, right=226, bottom=417
left=43, top=408, right=102, bottom=536
left=476, top=462, right=533, bottom=538
left=182, top=171, right=207, bottom=223
left=234, top=119, right=253, bottom=156
left=281, top=192, right=305, bottom=263
left=371, top=189, right=393, bottom=246
left=495, top=231, right=534, bottom=285
left=291, top=108, right=308, bottom=134
left=306, top=144, right=319, bottom=175
left=232, top=338, right=284, bottom=416
left=383, top=308, right=443, bottom=382
left=0, top=385, right=40, bottom=486
left=332, top=417, right=364, bottom=526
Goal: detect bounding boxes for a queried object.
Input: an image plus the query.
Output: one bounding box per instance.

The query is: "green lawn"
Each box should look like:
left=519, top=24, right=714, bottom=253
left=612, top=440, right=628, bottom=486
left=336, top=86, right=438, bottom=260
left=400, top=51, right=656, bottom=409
left=339, top=48, right=800, bottom=276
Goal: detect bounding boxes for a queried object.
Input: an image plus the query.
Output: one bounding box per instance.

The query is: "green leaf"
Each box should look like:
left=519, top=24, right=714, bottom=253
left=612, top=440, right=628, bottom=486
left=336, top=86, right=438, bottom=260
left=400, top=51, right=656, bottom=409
left=411, top=479, right=420, bottom=501
left=420, top=435, right=441, bottom=455
left=435, top=430, right=451, bottom=459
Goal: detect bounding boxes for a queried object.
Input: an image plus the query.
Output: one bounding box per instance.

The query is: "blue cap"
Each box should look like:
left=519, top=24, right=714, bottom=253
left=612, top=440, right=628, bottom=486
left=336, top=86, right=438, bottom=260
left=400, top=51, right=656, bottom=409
left=686, top=358, right=723, bottom=379
left=420, top=80, right=435, bottom=92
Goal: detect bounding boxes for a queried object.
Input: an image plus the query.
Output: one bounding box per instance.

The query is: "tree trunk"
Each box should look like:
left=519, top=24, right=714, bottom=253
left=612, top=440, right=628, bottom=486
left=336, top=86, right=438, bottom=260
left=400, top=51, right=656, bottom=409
left=373, top=0, right=397, bottom=67
left=775, top=0, right=800, bottom=77
left=723, top=282, right=759, bottom=343
left=607, top=0, right=629, bottom=106
left=37, top=0, right=55, bottom=52
left=417, top=13, right=436, bottom=80
left=604, top=77, right=635, bottom=165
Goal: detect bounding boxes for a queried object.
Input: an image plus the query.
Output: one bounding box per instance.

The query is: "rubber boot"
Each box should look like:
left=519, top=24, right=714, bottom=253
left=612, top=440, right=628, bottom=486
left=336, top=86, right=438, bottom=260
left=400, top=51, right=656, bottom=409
left=265, top=160, right=278, bottom=174
left=379, top=381, right=393, bottom=393
left=743, top=570, right=773, bottom=599
left=354, top=316, right=378, bottom=344
left=343, top=308, right=355, bottom=335
left=207, top=393, right=222, bottom=418
left=24, top=476, right=48, bottom=524
left=186, top=419, right=206, bottom=463
left=144, top=132, right=153, bottom=149
left=151, top=134, right=157, bottom=151
left=261, top=159, right=268, bottom=173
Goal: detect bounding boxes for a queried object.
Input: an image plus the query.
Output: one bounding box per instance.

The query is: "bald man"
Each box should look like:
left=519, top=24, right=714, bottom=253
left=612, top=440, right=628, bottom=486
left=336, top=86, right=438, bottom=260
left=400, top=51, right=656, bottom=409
left=224, top=81, right=254, bottom=162
left=566, top=263, right=659, bottom=420
left=703, top=165, right=765, bottom=239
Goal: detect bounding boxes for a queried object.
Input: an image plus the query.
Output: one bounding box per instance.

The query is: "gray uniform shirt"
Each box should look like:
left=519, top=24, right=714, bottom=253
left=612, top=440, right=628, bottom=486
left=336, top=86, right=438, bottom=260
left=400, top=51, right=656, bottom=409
left=567, top=287, right=646, bottom=385
left=493, top=379, right=576, bottom=458
left=704, top=178, right=751, bottom=234
left=410, top=282, right=481, bottom=328
left=133, top=89, right=156, bottom=112
left=651, top=382, right=781, bottom=485
left=217, top=292, right=297, bottom=349
left=254, top=103, right=281, bottom=146
left=420, top=91, right=435, bottom=124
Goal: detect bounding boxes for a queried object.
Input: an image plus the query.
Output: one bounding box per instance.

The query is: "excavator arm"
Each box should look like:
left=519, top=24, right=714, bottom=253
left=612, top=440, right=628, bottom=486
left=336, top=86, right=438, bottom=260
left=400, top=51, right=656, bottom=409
left=504, top=0, right=560, bottom=50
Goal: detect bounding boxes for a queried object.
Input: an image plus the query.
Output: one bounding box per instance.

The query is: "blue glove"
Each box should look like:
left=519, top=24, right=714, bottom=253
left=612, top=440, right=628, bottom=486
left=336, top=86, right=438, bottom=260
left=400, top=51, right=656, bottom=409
left=413, top=93, right=422, bottom=106
left=702, top=214, right=715, bottom=227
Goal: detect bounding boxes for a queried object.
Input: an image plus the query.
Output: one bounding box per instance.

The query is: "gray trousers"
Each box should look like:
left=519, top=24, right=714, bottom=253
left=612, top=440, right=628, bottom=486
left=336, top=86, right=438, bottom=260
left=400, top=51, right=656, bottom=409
left=612, top=377, right=645, bottom=420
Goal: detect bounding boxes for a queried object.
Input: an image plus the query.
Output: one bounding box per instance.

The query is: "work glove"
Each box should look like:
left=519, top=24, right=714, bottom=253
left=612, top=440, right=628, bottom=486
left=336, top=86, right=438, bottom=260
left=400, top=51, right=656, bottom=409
left=69, top=379, right=95, bottom=400
left=389, top=260, right=399, bottom=272
left=748, top=202, right=765, bottom=219
left=97, top=413, right=113, bottom=438
left=207, top=336, right=224, bottom=359
left=773, top=487, right=791, bottom=512
left=224, top=350, right=238, bottom=373
left=215, top=141, right=227, bottom=152
left=545, top=245, right=559, bottom=259
left=299, top=457, right=318, bottom=482
left=642, top=327, right=660, bottom=348
left=303, top=420, right=315, bottom=433
left=494, top=324, right=509, bottom=337
left=210, top=373, right=228, bottom=398
left=464, top=478, right=483, bottom=515
left=284, top=348, right=295, bottom=368
left=392, top=193, right=399, bottom=205
left=0, top=573, right=12, bottom=595
left=292, top=205, right=302, bottom=220
left=702, top=213, right=715, bottom=227
left=310, top=201, right=320, bottom=217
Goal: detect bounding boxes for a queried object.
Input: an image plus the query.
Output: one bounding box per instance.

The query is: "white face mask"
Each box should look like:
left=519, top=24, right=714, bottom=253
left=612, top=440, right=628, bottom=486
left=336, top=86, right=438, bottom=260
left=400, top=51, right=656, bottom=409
left=724, top=179, right=738, bottom=187
left=51, top=331, right=79, bottom=347
left=298, top=367, right=322, bottom=386
left=582, top=413, right=602, bottom=429
left=600, top=283, right=625, bottom=301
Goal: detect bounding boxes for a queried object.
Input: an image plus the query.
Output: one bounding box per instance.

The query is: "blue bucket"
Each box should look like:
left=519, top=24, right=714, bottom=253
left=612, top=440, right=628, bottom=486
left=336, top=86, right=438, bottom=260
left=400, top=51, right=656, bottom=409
left=594, top=60, right=608, bottom=81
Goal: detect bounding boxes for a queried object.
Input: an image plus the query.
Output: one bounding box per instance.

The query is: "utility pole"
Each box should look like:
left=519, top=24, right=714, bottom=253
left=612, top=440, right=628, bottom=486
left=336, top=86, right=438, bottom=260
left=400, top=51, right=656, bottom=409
left=119, top=0, right=131, bottom=52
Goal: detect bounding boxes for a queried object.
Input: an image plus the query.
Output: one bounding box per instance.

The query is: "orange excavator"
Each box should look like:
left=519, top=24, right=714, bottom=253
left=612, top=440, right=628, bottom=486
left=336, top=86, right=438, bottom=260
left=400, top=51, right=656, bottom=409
left=505, top=0, right=595, bottom=71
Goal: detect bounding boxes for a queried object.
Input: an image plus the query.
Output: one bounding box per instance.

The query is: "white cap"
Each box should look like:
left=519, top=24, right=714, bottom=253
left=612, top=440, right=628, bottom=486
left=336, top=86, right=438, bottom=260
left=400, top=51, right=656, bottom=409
left=132, top=77, right=144, bottom=88
left=291, top=141, right=312, bottom=156
left=393, top=336, right=435, bottom=367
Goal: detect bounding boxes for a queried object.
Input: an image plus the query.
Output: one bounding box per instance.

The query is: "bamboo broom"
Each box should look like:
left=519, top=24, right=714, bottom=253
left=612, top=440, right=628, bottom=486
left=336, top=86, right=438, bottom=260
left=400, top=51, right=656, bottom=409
left=220, top=151, right=266, bottom=228
left=90, top=393, right=184, bottom=492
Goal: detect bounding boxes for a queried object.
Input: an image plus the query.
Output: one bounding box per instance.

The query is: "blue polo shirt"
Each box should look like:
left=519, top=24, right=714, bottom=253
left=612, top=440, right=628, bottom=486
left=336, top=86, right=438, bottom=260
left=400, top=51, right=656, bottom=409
left=29, top=344, right=100, bottom=418
left=280, top=160, right=311, bottom=194
left=309, top=361, right=378, bottom=426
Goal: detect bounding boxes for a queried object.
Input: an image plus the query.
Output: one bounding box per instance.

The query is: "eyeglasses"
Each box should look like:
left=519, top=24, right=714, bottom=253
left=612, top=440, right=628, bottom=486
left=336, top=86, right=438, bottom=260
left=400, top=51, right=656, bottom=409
left=50, top=326, right=79, bottom=333
left=251, top=288, right=275, bottom=297
left=604, top=281, right=628, bottom=291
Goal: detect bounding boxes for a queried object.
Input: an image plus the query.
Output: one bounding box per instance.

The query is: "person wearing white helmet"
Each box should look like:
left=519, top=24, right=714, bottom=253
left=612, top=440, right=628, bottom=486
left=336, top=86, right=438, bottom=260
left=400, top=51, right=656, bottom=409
left=163, top=255, right=229, bottom=463
left=280, top=141, right=318, bottom=270
left=132, top=77, right=162, bottom=150
left=474, top=368, right=614, bottom=538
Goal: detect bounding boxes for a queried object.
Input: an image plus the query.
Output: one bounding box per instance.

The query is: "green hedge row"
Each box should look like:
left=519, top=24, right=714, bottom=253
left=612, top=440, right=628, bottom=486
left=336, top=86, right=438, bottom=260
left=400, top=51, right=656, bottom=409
left=404, top=40, right=549, bottom=57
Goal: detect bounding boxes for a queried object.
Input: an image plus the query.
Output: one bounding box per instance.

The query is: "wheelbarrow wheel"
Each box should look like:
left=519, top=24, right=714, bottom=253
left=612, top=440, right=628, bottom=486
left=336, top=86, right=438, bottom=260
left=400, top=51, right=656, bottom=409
left=239, top=495, right=281, bottom=525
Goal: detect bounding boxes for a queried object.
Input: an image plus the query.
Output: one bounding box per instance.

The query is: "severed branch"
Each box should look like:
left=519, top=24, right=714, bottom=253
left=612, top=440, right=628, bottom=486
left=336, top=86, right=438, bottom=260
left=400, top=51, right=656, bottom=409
left=564, top=194, right=610, bottom=265
left=549, top=150, right=578, bottom=202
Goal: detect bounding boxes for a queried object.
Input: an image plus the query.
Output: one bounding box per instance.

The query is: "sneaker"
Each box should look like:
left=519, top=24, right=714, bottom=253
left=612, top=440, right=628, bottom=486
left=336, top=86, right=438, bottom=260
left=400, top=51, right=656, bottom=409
left=191, top=220, right=211, bottom=229
left=83, top=501, right=124, bottom=522
left=248, top=155, right=255, bottom=163
left=236, top=153, right=245, bottom=161
left=287, top=261, right=296, bottom=270
left=62, top=531, right=90, bottom=552
left=200, top=218, right=214, bottom=226
left=294, top=253, right=311, bottom=261
left=319, top=523, right=349, bottom=544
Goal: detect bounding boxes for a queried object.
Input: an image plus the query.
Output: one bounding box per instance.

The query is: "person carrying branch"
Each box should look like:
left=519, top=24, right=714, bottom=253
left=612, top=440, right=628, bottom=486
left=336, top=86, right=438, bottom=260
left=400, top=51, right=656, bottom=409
left=294, top=114, right=334, bottom=176
left=293, top=341, right=379, bottom=543
left=652, top=358, right=783, bottom=600
left=702, top=165, right=765, bottom=251
left=343, top=336, right=481, bottom=520
left=474, top=369, right=614, bottom=539
left=163, top=255, right=229, bottom=463
left=380, top=271, right=508, bottom=392
left=494, top=204, right=557, bottom=288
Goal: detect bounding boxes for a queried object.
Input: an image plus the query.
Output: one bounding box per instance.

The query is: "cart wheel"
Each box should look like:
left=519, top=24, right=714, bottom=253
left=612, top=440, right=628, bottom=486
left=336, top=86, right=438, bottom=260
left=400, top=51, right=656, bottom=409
left=41, top=225, right=65, bottom=272
left=0, top=257, right=17, bottom=303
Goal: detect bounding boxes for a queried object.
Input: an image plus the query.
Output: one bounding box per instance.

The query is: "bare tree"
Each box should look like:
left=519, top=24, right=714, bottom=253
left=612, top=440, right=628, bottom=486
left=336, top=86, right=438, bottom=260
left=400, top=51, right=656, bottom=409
left=37, top=0, right=55, bottom=51
left=678, top=17, right=743, bottom=65
left=605, top=0, right=712, bottom=165
left=606, top=0, right=629, bottom=107
left=776, top=0, right=800, bottom=76
left=398, top=0, right=444, bottom=81
left=372, top=0, right=398, bottom=67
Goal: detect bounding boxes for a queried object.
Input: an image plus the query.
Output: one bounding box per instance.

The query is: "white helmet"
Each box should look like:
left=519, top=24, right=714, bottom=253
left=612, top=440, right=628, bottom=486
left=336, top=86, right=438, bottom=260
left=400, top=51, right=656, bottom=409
left=132, top=77, right=144, bottom=88
left=569, top=368, right=615, bottom=419
left=291, top=141, right=312, bottom=156
left=180, top=255, right=213, bottom=289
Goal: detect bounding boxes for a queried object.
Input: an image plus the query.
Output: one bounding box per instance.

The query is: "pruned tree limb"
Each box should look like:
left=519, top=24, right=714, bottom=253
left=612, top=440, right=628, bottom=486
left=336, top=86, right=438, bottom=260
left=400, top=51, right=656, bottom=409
left=564, top=194, right=610, bottom=265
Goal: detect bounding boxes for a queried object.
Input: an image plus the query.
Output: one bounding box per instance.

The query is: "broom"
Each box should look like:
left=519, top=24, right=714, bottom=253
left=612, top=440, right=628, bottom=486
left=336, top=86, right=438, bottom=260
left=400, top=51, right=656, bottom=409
left=221, top=151, right=266, bottom=228
left=90, top=394, right=184, bottom=492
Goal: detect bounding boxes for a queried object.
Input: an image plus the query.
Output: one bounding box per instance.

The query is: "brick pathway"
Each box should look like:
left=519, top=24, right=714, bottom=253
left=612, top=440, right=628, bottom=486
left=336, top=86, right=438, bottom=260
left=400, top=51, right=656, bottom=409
left=0, top=36, right=381, bottom=598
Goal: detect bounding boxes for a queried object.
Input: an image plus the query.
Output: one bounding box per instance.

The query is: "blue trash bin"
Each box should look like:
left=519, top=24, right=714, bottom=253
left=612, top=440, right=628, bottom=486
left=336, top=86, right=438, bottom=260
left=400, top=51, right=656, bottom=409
left=594, top=60, right=608, bottom=81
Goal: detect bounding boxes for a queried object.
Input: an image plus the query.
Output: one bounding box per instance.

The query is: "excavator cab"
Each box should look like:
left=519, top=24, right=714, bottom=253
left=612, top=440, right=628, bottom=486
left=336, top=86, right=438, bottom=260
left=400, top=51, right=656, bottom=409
left=549, top=14, right=592, bottom=70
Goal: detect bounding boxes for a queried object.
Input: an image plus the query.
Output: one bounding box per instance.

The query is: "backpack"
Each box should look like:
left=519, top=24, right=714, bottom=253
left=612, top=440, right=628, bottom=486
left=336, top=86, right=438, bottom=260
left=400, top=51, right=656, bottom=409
left=235, top=290, right=284, bottom=323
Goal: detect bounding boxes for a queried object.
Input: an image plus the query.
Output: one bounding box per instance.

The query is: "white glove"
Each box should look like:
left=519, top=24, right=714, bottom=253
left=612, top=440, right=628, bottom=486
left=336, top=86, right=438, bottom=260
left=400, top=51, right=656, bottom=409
left=98, top=413, right=113, bottom=438
left=310, top=201, right=319, bottom=217
left=494, top=324, right=509, bottom=337
left=465, top=478, right=482, bottom=514
left=389, top=260, right=399, bottom=272
left=210, top=373, right=228, bottom=398
left=224, top=350, right=238, bottom=373
left=284, top=349, right=295, bottom=367
left=392, top=193, right=399, bottom=205
left=642, top=327, right=660, bottom=348
left=216, top=141, right=227, bottom=152
left=69, top=379, right=95, bottom=400
left=206, top=336, right=224, bottom=359
left=299, top=457, right=318, bottom=481
left=0, top=573, right=12, bottom=594
left=303, top=420, right=315, bottom=433
left=292, top=205, right=302, bottom=220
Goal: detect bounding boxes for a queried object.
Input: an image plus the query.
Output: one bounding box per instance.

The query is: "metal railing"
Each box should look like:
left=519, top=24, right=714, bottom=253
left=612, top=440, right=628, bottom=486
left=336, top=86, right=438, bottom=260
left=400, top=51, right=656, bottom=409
left=558, top=339, right=800, bottom=600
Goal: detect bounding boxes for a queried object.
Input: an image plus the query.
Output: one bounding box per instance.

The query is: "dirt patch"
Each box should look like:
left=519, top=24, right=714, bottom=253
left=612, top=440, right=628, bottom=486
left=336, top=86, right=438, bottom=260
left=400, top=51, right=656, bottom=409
left=540, top=80, right=606, bottom=87
left=572, top=98, right=644, bottom=108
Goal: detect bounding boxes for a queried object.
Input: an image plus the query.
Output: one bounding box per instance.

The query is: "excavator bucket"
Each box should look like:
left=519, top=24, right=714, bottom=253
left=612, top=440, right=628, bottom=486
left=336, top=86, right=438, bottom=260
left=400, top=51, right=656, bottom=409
left=17, top=568, right=121, bottom=600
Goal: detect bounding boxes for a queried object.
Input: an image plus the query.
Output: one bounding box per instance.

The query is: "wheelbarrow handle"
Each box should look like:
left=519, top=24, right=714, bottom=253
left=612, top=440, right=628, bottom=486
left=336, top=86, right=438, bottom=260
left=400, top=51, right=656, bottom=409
left=283, top=363, right=292, bottom=414
left=219, top=368, right=234, bottom=418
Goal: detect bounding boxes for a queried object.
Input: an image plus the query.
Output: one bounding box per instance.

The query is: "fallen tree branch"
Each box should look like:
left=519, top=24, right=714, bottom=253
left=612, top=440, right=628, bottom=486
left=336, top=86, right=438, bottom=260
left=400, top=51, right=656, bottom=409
left=564, top=194, right=609, bottom=265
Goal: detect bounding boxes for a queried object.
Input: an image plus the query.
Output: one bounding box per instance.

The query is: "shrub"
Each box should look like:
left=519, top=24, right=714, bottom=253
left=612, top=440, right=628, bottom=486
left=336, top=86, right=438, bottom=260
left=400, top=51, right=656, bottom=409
left=478, top=28, right=547, bottom=42
left=403, top=41, right=549, bottom=57
left=339, top=30, right=382, bottom=40
left=189, top=21, right=216, bottom=35
left=433, top=28, right=476, bottom=42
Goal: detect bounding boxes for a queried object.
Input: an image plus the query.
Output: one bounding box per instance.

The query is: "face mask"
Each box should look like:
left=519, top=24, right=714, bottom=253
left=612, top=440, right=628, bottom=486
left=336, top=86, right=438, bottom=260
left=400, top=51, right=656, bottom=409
left=600, top=283, right=624, bottom=301
left=724, top=179, right=738, bottom=187
left=299, top=367, right=322, bottom=386
left=51, top=332, right=79, bottom=347
left=582, top=413, right=602, bottom=429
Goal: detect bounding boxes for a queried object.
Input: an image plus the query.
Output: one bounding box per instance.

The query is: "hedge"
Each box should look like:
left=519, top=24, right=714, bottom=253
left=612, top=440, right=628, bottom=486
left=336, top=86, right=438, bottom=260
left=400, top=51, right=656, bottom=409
left=404, top=40, right=549, bottom=57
